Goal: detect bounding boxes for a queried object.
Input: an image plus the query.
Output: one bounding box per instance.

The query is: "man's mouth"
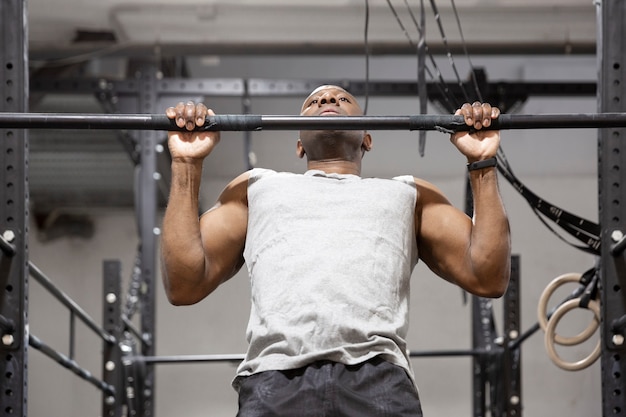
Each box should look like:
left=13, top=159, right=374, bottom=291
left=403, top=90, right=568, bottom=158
left=319, top=109, right=340, bottom=116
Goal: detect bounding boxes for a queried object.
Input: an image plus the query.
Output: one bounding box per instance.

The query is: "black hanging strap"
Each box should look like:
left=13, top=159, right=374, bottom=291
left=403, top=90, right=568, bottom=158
left=496, top=158, right=601, bottom=255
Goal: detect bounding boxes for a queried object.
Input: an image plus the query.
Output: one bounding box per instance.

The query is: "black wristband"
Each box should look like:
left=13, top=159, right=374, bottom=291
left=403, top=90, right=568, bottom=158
left=467, top=157, right=497, bottom=171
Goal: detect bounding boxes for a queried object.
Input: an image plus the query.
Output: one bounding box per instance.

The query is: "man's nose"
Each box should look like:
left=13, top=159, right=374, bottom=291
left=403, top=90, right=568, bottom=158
left=319, top=93, right=338, bottom=105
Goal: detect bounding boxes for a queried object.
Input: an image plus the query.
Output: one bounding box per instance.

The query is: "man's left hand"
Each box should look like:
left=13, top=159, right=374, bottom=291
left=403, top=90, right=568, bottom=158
left=450, top=102, right=501, bottom=163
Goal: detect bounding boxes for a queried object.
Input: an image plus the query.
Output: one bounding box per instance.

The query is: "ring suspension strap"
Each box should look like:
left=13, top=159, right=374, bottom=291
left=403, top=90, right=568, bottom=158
left=416, top=0, right=427, bottom=157
left=427, top=0, right=470, bottom=105
left=577, top=267, right=600, bottom=310
left=450, top=0, right=483, bottom=104
left=363, top=0, right=370, bottom=115
left=385, top=0, right=458, bottom=113
left=496, top=149, right=601, bottom=255
left=393, top=0, right=466, bottom=156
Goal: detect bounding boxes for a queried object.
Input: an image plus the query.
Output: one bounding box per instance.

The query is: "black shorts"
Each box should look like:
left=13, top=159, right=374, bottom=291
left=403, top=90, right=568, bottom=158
left=236, top=356, right=423, bottom=417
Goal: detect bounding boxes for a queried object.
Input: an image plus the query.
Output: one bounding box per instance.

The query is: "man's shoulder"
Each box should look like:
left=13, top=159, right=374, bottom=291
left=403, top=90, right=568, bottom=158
left=390, top=174, right=417, bottom=186
left=247, top=168, right=295, bottom=182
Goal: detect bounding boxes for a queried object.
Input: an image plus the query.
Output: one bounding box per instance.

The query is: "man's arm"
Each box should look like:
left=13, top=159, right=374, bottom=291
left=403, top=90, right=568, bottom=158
left=161, top=165, right=249, bottom=306
left=160, top=101, right=248, bottom=306
left=415, top=171, right=510, bottom=298
left=416, top=102, right=511, bottom=298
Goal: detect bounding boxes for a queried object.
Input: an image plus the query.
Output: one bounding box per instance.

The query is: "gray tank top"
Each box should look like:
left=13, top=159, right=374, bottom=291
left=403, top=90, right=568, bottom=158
left=235, top=168, right=419, bottom=389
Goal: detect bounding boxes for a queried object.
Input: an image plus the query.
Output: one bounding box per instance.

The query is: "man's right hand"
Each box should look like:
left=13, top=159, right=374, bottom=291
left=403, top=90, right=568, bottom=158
left=166, top=101, right=221, bottom=162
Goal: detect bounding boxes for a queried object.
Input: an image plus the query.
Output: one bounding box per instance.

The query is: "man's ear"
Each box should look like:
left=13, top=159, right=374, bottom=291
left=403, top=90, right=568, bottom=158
left=296, top=139, right=306, bottom=158
left=362, top=132, right=373, bottom=153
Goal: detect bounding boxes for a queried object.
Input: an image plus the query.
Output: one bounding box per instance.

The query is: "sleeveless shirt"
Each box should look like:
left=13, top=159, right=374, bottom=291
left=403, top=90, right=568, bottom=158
left=234, top=168, right=419, bottom=389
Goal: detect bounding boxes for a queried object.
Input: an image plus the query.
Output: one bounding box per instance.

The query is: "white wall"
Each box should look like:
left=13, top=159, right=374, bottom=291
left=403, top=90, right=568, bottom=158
left=26, top=54, right=603, bottom=416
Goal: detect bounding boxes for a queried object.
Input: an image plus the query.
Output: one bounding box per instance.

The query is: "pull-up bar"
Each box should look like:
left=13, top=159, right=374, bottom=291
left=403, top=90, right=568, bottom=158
left=0, top=112, right=626, bottom=131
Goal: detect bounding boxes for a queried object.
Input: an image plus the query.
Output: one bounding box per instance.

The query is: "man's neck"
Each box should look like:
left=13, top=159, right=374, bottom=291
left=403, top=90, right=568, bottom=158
left=306, top=159, right=362, bottom=176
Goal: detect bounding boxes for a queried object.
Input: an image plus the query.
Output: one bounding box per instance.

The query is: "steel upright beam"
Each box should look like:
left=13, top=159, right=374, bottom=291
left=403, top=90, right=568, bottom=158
left=471, top=295, right=498, bottom=417
left=102, top=260, right=123, bottom=417
left=136, top=62, right=160, bottom=417
left=0, top=0, right=28, bottom=416
left=501, top=255, right=522, bottom=417
left=597, top=0, right=626, bottom=415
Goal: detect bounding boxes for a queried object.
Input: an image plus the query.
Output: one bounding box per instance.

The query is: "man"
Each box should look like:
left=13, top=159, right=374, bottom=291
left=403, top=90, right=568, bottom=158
left=161, top=85, right=510, bottom=416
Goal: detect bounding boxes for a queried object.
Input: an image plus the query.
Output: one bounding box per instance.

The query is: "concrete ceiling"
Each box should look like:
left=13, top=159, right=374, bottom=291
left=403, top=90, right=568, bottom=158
left=28, top=0, right=598, bottom=60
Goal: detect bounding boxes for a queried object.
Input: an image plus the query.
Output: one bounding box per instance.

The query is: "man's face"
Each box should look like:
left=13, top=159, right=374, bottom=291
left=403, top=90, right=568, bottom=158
left=300, top=85, right=364, bottom=117
left=296, top=85, right=371, bottom=162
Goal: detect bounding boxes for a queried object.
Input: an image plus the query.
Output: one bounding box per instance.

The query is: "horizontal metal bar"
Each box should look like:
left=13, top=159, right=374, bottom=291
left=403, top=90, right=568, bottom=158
left=29, top=262, right=116, bottom=344
left=1, top=112, right=626, bottom=131
left=29, top=41, right=597, bottom=62
left=29, top=333, right=116, bottom=395
left=408, top=349, right=488, bottom=358
left=140, top=354, right=246, bottom=364
left=137, top=348, right=488, bottom=365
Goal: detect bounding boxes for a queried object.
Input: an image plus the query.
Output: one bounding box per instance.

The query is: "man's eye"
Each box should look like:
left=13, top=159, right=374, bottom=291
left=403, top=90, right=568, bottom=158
left=339, top=97, right=349, bottom=102
left=310, top=99, right=318, bottom=105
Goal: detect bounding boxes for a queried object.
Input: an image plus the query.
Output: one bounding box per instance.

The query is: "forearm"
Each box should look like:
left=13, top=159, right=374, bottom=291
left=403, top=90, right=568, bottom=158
left=468, top=167, right=511, bottom=297
left=160, top=159, right=207, bottom=304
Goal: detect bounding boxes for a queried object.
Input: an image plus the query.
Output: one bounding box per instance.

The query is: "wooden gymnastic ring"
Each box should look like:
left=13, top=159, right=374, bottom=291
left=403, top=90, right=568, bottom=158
left=538, top=273, right=599, bottom=346
left=544, top=298, right=601, bottom=371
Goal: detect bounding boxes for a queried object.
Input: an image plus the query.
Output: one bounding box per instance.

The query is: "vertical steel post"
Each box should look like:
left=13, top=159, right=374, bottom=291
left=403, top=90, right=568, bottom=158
left=0, top=0, right=28, bottom=416
left=471, top=295, right=498, bottom=417
left=102, top=260, right=123, bottom=417
left=598, top=1, right=626, bottom=415
left=501, top=255, right=522, bottom=416
left=136, top=62, right=160, bottom=417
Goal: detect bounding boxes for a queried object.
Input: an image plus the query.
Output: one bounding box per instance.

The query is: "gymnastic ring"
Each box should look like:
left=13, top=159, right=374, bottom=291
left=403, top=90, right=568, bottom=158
left=537, top=273, right=599, bottom=346
left=544, top=298, right=601, bottom=371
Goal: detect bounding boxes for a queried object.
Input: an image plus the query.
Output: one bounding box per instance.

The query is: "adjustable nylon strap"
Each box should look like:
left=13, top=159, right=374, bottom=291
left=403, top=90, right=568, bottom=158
left=497, top=161, right=601, bottom=254
left=417, top=0, right=427, bottom=157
